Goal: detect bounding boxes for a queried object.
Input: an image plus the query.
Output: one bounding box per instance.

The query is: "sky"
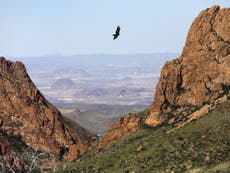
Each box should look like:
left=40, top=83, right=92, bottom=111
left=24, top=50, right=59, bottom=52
left=0, top=0, right=229, bottom=57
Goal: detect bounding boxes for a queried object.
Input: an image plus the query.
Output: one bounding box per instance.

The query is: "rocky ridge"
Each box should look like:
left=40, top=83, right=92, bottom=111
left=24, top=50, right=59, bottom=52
left=146, top=5, right=230, bottom=126
left=0, top=57, right=97, bottom=161
left=99, top=5, right=230, bottom=149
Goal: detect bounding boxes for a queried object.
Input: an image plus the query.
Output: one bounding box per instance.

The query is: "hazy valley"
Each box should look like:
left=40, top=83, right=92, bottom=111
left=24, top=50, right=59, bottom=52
left=12, top=53, right=177, bottom=135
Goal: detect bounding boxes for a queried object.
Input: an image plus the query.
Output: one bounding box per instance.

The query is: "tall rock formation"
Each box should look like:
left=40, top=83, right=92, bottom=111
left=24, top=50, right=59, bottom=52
left=99, top=5, right=230, bottom=149
left=0, top=57, right=97, bottom=160
left=145, top=5, right=230, bottom=126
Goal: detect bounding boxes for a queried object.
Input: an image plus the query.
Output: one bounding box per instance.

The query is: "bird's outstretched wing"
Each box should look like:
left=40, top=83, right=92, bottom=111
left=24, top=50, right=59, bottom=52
left=116, top=26, right=120, bottom=35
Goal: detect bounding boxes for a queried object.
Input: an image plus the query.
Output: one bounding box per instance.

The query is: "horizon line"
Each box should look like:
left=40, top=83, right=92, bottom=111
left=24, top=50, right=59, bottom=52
left=6, top=52, right=180, bottom=58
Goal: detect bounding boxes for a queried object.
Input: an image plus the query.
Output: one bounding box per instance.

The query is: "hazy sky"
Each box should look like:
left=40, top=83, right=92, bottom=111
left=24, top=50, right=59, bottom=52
left=0, top=0, right=229, bottom=56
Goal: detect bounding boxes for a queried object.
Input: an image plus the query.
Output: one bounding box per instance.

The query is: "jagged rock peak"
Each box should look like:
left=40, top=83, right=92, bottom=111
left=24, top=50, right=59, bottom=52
left=0, top=57, right=97, bottom=160
left=146, top=6, right=230, bottom=126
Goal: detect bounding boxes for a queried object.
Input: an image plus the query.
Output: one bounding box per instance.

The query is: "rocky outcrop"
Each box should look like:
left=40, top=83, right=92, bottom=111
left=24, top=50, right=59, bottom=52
left=0, top=57, right=97, bottom=160
left=146, top=5, right=230, bottom=126
left=98, top=114, right=141, bottom=150
left=167, top=94, right=229, bottom=134
left=99, top=6, right=230, bottom=149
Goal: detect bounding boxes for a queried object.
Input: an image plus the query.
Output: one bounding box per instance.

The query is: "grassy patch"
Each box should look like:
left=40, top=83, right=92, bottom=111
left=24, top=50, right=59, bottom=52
left=58, top=100, right=230, bottom=173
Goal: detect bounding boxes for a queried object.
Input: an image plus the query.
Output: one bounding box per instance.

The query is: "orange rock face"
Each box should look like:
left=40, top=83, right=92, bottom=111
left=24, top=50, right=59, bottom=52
left=0, top=57, right=97, bottom=160
left=146, top=6, right=230, bottom=126
left=98, top=115, right=141, bottom=149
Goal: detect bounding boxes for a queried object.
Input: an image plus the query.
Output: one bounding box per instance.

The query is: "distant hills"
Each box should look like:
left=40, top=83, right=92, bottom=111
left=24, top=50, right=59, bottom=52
left=10, top=53, right=177, bottom=107
left=51, top=78, right=77, bottom=90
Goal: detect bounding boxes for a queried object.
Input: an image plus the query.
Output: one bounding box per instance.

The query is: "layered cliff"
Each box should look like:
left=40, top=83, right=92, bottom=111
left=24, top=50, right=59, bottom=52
left=99, top=6, right=230, bottom=149
left=0, top=57, right=97, bottom=161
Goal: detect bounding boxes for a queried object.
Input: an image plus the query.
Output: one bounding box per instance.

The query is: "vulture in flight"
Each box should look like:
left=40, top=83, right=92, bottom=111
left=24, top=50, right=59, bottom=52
left=113, top=26, right=120, bottom=40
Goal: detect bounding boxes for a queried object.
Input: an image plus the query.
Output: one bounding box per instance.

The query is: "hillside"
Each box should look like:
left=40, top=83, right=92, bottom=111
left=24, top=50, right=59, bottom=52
left=59, top=99, right=230, bottom=172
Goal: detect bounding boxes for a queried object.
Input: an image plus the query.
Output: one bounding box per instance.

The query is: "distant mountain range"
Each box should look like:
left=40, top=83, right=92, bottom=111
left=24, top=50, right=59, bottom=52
left=11, top=53, right=179, bottom=72
left=9, top=53, right=178, bottom=107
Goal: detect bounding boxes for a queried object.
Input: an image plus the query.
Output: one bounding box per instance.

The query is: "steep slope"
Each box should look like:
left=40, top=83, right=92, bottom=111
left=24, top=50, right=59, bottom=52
left=99, top=5, right=230, bottom=149
left=0, top=57, right=97, bottom=161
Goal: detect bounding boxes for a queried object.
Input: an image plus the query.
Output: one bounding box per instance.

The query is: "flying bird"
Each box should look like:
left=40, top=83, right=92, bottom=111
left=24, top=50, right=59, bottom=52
left=113, top=26, right=120, bottom=40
